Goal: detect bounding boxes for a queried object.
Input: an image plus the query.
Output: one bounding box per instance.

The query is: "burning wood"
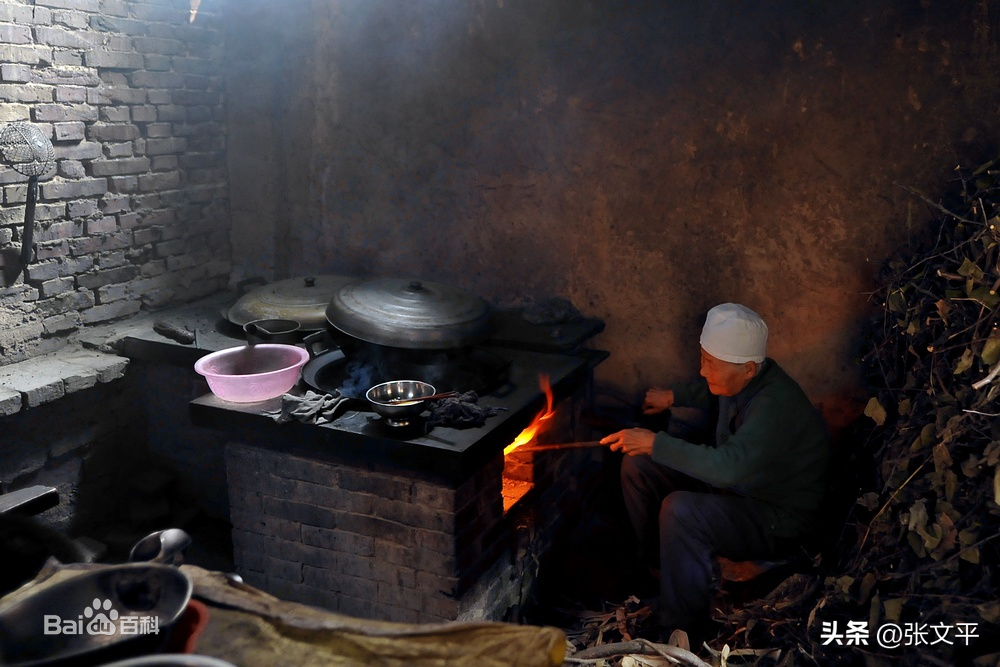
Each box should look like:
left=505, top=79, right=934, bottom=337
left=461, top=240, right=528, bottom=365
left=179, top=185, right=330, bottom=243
left=503, top=373, right=555, bottom=456
left=502, top=373, right=556, bottom=513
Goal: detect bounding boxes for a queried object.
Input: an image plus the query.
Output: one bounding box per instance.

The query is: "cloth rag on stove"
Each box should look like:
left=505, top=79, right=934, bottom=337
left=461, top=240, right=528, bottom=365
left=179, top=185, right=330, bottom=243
left=426, top=391, right=505, bottom=430
left=266, top=390, right=349, bottom=425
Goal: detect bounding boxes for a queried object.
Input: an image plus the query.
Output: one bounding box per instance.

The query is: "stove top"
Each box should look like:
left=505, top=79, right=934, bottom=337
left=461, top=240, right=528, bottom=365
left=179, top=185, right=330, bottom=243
left=300, top=342, right=512, bottom=401
left=190, top=346, right=590, bottom=483
left=100, top=293, right=605, bottom=483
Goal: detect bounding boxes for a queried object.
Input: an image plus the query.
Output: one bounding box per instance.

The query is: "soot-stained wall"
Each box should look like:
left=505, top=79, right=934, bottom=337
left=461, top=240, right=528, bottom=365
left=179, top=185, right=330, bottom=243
left=226, top=0, right=1000, bottom=429
left=0, top=0, right=230, bottom=364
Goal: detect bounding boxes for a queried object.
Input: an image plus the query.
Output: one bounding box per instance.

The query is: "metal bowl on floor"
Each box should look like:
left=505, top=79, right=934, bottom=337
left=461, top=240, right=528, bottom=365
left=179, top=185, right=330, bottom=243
left=99, top=656, right=237, bottom=667
left=365, top=380, right=436, bottom=427
left=0, top=563, right=192, bottom=667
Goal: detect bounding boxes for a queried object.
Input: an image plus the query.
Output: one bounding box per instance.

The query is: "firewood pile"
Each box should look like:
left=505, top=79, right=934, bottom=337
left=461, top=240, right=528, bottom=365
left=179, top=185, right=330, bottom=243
left=555, top=582, right=809, bottom=666
left=558, top=595, right=655, bottom=650
left=558, top=594, right=714, bottom=667
left=556, top=158, right=1000, bottom=666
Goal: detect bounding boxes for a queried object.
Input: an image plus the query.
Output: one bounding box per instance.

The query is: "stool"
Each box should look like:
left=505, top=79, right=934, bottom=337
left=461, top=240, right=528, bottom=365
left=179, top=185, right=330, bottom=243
left=714, top=557, right=795, bottom=606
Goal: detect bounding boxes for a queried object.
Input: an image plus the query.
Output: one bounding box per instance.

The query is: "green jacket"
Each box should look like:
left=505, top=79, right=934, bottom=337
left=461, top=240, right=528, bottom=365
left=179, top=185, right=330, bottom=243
left=655, top=359, right=831, bottom=538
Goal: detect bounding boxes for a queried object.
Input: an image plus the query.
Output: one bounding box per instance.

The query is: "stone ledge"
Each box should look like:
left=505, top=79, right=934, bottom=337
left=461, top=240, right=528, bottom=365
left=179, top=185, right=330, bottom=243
left=0, top=292, right=235, bottom=416
left=0, top=346, right=129, bottom=416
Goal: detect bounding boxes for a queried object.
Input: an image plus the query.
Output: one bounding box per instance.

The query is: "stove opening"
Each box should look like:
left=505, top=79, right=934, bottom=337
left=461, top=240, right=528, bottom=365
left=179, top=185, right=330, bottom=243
left=502, top=373, right=554, bottom=513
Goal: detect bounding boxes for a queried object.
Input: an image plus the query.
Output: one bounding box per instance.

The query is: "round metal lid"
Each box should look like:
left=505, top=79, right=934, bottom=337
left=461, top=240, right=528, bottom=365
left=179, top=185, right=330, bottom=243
left=226, top=275, right=355, bottom=331
left=326, top=277, right=492, bottom=349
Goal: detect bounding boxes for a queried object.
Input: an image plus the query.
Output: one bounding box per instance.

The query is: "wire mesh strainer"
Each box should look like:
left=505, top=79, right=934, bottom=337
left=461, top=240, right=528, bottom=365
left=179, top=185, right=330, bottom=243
left=0, top=122, right=55, bottom=177
left=0, top=122, right=55, bottom=281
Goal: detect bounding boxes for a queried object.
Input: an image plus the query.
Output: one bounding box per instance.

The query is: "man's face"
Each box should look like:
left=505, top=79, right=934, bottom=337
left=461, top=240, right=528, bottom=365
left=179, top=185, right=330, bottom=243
left=699, top=348, right=757, bottom=396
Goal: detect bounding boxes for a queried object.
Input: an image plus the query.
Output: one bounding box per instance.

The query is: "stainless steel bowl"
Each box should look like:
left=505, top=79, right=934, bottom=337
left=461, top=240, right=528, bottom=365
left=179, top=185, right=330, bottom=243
left=365, top=380, right=436, bottom=427
left=0, top=563, right=192, bottom=666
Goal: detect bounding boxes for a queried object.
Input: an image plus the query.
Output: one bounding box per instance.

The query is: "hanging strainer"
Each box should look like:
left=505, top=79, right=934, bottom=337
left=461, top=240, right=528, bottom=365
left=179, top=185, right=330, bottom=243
left=0, top=122, right=55, bottom=280
left=0, top=122, right=55, bottom=178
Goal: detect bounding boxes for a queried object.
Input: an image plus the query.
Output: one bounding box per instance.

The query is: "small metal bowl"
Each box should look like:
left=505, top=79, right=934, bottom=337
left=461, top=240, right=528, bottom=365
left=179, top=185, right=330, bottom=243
left=365, top=380, right=436, bottom=427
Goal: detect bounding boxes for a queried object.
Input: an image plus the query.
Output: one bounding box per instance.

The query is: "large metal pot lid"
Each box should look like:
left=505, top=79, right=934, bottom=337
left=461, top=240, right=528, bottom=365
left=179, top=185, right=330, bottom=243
left=226, top=275, right=355, bottom=331
left=326, top=277, right=492, bottom=349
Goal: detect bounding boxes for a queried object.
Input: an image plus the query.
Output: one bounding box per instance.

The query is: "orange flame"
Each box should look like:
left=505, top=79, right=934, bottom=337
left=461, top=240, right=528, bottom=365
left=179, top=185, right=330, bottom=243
left=504, top=374, right=554, bottom=455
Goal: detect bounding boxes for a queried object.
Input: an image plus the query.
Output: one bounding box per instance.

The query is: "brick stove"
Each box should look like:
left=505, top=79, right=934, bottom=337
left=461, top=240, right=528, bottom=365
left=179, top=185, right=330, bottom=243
left=190, top=313, right=607, bottom=623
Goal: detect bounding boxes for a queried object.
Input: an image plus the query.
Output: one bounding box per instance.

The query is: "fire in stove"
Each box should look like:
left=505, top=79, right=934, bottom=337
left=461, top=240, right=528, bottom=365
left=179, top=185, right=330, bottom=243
left=504, top=373, right=554, bottom=455
left=502, top=374, right=554, bottom=512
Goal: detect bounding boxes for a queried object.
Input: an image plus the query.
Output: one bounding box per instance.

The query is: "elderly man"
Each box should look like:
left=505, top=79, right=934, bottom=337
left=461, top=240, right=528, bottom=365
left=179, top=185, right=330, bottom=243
left=600, top=303, right=830, bottom=642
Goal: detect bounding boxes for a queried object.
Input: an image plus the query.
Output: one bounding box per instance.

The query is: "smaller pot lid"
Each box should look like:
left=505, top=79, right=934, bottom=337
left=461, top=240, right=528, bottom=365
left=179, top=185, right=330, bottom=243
left=227, top=275, right=354, bottom=331
left=326, top=277, right=492, bottom=349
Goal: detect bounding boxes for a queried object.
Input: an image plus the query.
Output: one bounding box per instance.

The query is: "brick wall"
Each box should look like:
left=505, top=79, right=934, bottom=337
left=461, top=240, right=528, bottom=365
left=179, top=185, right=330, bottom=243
left=223, top=391, right=605, bottom=624
left=0, top=0, right=230, bottom=365
left=226, top=442, right=510, bottom=623
left=0, top=362, right=143, bottom=536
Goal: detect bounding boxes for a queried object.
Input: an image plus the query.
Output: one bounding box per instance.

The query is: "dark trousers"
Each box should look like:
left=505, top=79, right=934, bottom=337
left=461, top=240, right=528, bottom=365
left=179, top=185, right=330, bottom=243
left=620, top=444, right=786, bottom=634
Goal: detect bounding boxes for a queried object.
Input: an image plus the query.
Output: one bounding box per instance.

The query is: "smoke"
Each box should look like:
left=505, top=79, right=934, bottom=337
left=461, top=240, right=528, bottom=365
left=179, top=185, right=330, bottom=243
left=338, top=345, right=384, bottom=399
left=336, top=343, right=451, bottom=399
left=339, top=358, right=376, bottom=400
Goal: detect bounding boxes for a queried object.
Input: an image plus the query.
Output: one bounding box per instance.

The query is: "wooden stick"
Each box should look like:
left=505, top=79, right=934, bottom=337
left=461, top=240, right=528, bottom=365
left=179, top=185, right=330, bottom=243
left=508, top=440, right=605, bottom=453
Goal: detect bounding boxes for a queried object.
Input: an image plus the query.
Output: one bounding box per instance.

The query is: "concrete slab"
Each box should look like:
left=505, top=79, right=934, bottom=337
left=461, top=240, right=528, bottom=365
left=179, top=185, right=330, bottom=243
left=0, top=384, right=22, bottom=416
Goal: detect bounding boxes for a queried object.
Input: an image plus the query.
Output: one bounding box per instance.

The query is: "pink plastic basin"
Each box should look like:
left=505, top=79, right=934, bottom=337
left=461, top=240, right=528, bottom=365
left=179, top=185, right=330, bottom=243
left=193, top=344, right=309, bottom=403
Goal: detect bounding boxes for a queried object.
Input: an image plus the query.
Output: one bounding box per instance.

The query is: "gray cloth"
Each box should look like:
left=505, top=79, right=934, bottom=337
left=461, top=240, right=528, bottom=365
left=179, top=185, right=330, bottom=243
left=266, top=390, right=348, bottom=425
left=425, top=391, right=504, bottom=430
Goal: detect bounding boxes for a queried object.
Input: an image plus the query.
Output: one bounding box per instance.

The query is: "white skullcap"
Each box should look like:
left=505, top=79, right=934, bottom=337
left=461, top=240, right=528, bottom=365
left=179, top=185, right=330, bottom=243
left=699, top=303, right=768, bottom=364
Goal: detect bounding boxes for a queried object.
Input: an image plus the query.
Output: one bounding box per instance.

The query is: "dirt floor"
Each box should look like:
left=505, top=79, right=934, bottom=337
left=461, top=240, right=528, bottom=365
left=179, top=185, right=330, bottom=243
left=522, top=463, right=664, bottom=636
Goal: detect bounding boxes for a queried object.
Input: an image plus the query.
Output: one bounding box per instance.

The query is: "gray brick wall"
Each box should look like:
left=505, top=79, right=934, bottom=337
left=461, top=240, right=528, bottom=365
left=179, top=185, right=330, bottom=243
left=225, top=443, right=515, bottom=623
left=0, top=0, right=230, bottom=365
left=0, top=360, right=141, bottom=536
left=223, top=430, right=602, bottom=624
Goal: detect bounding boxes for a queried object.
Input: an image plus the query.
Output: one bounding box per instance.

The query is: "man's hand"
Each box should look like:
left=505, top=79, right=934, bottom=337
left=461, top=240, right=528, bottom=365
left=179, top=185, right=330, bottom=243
left=600, top=428, right=655, bottom=456
left=642, top=387, right=674, bottom=414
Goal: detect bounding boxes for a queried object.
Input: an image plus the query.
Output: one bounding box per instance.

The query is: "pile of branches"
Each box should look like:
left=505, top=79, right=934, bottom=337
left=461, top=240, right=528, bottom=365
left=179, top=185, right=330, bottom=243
left=848, top=164, right=1000, bottom=661
left=706, top=161, right=1000, bottom=666
left=560, top=596, right=723, bottom=667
